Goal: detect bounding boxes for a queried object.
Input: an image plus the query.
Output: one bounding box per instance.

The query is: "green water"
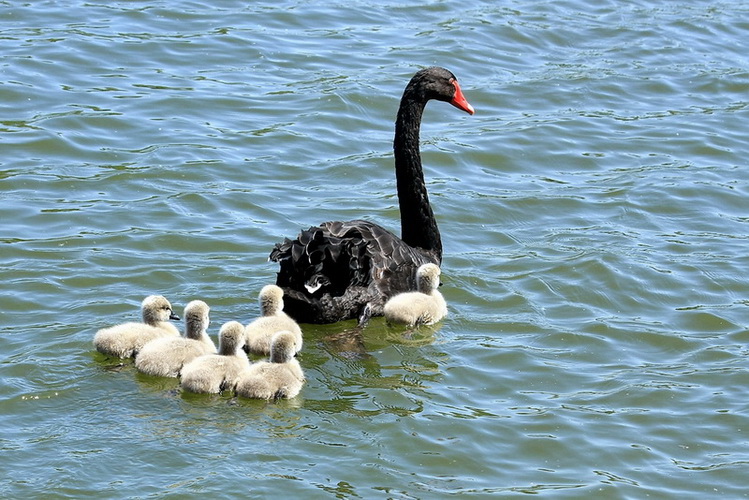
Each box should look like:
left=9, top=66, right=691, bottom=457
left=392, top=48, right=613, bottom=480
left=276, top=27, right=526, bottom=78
left=2, top=1, right=749, bottom=498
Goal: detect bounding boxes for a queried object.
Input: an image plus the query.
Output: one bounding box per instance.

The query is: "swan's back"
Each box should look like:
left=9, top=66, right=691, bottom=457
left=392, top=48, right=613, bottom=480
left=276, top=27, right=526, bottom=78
left=383, top=293, right=447, bottom=326
left=135, top=336, right=216, bottom=377
left=244, top=315, right=303, bottom=355
left=93, top=323, right=177, bottom=359
left=235, top=360, right=304, bottom=400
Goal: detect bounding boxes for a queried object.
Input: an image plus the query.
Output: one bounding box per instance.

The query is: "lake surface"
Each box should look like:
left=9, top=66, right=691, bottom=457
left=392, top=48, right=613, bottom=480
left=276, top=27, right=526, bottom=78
left=2, top=0, right=749, bottom=497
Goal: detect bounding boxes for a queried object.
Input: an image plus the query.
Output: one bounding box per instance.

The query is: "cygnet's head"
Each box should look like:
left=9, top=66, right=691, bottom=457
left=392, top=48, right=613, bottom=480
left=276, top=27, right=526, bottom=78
left=183, top=300, right=210, bottom=338
left=141, top=295, right=180, bottom=324
left=218, top=321, right=246, bottom=355
left=269, top=331, right=297, bottom=363
left=259, top=284, right=284, bottom=316
left=416, top=263, right=441, bottom=293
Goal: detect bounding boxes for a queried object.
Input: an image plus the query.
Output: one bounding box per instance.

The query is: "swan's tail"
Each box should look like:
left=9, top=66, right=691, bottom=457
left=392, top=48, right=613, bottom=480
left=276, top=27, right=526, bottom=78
left=269, top=222, right=374, bottom=323
left=269, top=223, right=371, bottom=296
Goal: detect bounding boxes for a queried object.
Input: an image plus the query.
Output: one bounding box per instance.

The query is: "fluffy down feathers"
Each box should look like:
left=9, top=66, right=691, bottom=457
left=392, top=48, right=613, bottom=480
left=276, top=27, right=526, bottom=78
left=93, top=295, right=180, bottom=358
left=135, top=300, right=216, bottom=377
left=236, top=331, right=305, bottom=400
left=244, top=285, right=303, bottom=356
left=383, top=263, right=447, bottom=326
left=180, top=321, right=250, bottom=394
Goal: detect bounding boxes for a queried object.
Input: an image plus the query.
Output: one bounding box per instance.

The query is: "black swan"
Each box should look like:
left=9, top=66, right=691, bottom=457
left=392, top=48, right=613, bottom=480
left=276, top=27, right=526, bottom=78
left=269, top=66, right=474, bottom=325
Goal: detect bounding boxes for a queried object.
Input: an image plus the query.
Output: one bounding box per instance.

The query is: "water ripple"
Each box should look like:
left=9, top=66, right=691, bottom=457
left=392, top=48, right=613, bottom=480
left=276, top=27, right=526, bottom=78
left=3, top=0, right=749, bottom=497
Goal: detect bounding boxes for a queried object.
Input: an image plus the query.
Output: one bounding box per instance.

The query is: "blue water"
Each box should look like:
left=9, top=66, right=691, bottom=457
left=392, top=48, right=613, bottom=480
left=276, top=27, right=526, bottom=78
left=2, top=1, right=749, bottom=498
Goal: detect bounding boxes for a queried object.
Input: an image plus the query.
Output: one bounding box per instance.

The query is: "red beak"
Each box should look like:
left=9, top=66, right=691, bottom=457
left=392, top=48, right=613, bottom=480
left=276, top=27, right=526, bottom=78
left=450, top=80, right=475, bottom=115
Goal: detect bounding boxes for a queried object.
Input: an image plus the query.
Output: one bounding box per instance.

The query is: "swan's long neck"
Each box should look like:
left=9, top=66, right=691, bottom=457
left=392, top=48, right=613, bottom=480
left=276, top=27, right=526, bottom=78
left=394, top=91, right=442, bottom=260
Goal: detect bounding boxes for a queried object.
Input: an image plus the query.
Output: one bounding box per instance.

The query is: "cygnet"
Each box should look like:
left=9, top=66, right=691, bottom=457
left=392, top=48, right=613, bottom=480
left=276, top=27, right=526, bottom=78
left=135, top=300, right=217, bottom=377
left=180, top=321, right=250, bottom=394
left=93, top=295, right=181, bottom=358
left=244, top=285, right=303, bottom=356
left=383, top=263, right=447, bottom=326
left=236, top=331, right=305, bottom=400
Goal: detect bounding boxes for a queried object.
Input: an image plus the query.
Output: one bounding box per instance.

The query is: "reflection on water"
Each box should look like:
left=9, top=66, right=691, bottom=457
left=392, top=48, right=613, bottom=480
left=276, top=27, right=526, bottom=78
left=321, top=319, right=440, bottom=358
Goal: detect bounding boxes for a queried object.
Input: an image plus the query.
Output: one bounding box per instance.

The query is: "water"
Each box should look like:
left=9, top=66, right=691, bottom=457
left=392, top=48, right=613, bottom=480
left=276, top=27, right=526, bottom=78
left=2, top=0, right=749, bottom=497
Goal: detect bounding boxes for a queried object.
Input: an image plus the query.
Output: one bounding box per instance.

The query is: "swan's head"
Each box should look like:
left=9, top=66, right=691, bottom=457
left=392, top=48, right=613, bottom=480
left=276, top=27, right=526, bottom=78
left=259, top=284, right=285, bottom=315
left=411, top=67, right=474, bottom=115
left=416, top=263, right=442, bottom=293
left=184, top=300, right=210, bottom=338
left=269, top=330, right=297, bottom=363
left=218, top=321, right=246, bottom=355
left=141, top=295, right=180, bottom=324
